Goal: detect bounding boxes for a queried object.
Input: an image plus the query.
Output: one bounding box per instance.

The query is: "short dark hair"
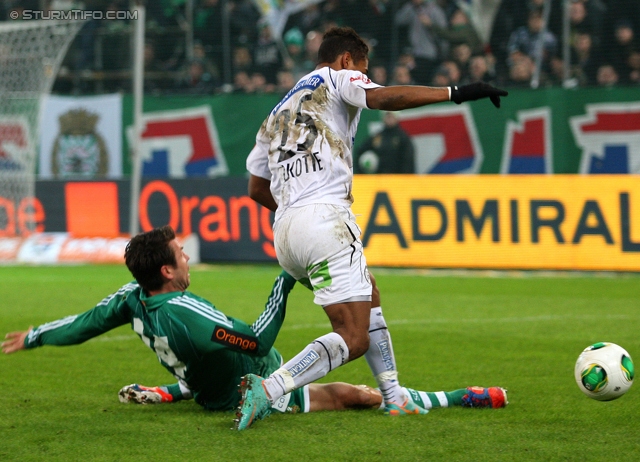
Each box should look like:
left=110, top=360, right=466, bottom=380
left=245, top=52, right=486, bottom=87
left=124, top=226, right=176, bottom=292
left=317, top=27, right=369, bottom=65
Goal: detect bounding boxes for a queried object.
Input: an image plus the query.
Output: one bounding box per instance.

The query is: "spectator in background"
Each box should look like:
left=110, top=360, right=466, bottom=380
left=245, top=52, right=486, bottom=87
left=568, top=1, right=592, bottom=37
left=563, top=0, right=605, bottom=84
left=303, top=30, right=323, bottom=71
left=628, top=51, right=640, bottom=85
left=330, top=0, right=394, bottom=63
left=192, top=41, right=221, bottom=83
left=143, top=40, right=169, bottom=94
left=506, top=8, right=558, bottom=85
left=431, top=8, right=483, bottom=56
left=250, top=72, right=275, bottom=93
left=232, top=46, right=253, bottom=77
left=468, top=54, right=496, bottom=84
left=193, top=0, right=226, bottom=75
left=518, top=0, right=564, bottom=40
left=390, top=63, right=414, bottom=85
left=276, top=70, right=296, bottom=93
left=489, top=0, right=526, bottom=81
left=431, top=65, right=451, bottom=86
left=74, top=15, right=99, bottom=72
left=282, top=28, right=309, bottom=80
left=145, top=0, right=182, bottom=28
left=569, top=31, right=601, bottom=86
left=228, top=0, right=261, bottom=46
left=451, top=43, right=473, bottom=83
left=394, top=0, right=449, bottom=85
left=506, top=55, right=535, bottom=88
left=440, top=60, right=462, bottom=86
left=397, top=50, right=417, bottom=75
left=286, top=3, right=324, bottom=36
left=490, top=0, right=561, bottom=84
left=233, top=70, right=254, bottom=93
left=174, top=59, right=217, bottom=94
left=603, top=0, right=640, bottom=43
left=568, top=0, right=606, bottom=48
left=355, top=112, right=415, bottom=174
left=253, top=23, right=283, bottom=87
left=596, top=64, right=619, bottom=87
left=369, top=63, right=388, bottom=86
left=610, top=20, right=640, bottom=85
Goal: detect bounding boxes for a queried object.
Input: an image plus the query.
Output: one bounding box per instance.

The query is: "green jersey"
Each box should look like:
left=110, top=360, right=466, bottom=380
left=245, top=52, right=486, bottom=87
left=25, top=273, right=295, bottom=411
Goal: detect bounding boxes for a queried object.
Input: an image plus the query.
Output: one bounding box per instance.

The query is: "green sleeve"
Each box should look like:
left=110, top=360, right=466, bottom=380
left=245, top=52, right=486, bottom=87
left=24, top=283, right=136, bottom=349
left=222, top=272, right=292, bottom=356
left=175, top=273, right=292, bottom=357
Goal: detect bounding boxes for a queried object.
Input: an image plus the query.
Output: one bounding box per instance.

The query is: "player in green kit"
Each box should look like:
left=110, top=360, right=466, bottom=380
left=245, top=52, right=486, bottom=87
left=2, top=226, right=506, bottom=417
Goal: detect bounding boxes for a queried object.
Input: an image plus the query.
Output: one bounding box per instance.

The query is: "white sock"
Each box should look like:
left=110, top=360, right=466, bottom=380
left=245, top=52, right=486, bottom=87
left=178, top=380, right=193, bottom=400
left=263, top=332, right=349, bottom=403
left=365, top=306, right=404, bottom=404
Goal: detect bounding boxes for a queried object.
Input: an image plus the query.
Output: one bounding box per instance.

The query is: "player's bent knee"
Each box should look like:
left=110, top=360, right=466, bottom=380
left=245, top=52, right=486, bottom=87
left=344, top=331, right=369, bottom=360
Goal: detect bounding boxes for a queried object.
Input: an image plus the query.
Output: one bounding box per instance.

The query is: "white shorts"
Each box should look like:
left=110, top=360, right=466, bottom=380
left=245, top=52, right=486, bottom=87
left=273, top=204, right=372, bottom=306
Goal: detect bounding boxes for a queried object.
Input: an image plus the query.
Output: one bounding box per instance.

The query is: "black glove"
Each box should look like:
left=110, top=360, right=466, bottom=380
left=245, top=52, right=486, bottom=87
left=450, top=82, right=509, bottom=108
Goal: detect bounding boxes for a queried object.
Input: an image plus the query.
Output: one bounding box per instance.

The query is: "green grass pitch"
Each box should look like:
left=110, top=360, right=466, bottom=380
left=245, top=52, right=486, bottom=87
left=1, top=264, right=639, bottom=461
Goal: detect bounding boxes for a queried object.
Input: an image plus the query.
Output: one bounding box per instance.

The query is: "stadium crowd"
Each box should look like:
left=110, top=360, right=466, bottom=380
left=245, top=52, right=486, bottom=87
left=3, top=0, right=640, bottom=94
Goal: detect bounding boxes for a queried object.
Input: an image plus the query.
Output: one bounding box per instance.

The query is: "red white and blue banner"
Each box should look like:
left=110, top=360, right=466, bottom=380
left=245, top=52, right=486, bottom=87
left=394, top=105, right=483, bottom=174
left=501, top=107, right=553, bottom=174
left=128, top=106, right=228, bottom=178
left=571, top=103, right=640, bottom=174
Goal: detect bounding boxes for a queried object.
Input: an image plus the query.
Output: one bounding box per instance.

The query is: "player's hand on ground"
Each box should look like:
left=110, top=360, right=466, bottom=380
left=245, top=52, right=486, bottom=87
left=451, top=82, right=509, bottom=108
left=2, top=327, right=31, bottom=354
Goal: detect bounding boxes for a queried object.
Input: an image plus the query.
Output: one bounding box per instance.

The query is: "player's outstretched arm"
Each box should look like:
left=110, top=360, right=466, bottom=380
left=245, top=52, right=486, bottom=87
left=365, top=82, right=508, bottom=111
left=2, top=328, right=32, bottom=354
left=365, top=85, right=449, bottom=111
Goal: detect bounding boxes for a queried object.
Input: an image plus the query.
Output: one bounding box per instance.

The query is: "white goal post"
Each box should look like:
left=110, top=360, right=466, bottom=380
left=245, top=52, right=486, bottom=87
left=0, top=19, right=84, bottom=236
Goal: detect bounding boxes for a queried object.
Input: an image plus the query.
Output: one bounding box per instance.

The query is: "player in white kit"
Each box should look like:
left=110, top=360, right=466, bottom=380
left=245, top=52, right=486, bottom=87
left=240, top=27, right=508, bottom=430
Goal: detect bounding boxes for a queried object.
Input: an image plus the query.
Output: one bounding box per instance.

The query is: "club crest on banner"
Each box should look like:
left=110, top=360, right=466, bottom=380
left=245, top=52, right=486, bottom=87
left=39, top=94, right=122, bottom=179
left=571, top=103, right=640, bottom=174
left=130, top=106, right=228, bottom=178
left=52, top=108, right=109, bottom=178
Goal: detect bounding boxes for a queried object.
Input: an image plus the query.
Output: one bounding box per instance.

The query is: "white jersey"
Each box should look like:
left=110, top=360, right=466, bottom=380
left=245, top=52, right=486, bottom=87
left=246, top=66, right=380, bottom=221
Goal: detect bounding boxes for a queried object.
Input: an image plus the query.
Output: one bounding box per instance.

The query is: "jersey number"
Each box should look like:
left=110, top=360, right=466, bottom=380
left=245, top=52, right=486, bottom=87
left=133, top=318, right=187, bottom=379
left=275, top=93, right=318, bottom=163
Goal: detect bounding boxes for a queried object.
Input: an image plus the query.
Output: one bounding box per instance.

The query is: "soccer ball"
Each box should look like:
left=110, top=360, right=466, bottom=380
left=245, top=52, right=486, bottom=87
left=574, top=342, right=634, bottom=401
left=358, top=150, right=379, bottom=173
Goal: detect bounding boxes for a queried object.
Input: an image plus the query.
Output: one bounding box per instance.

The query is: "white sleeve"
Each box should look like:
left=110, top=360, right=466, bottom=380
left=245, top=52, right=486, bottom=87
left=246, top=128, right=271, bottom=180
left=337, top=70, right=381, bottom=109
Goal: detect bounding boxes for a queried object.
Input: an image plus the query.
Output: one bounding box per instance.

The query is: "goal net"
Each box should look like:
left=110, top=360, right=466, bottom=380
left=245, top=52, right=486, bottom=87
left=0, top=19, right=84, bottom=237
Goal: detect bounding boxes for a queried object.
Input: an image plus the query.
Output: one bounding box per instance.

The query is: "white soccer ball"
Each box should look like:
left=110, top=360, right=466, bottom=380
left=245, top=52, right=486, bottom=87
left=574, top=342, right=634, bottom=401
left=358, top=150, right=379, bottom=173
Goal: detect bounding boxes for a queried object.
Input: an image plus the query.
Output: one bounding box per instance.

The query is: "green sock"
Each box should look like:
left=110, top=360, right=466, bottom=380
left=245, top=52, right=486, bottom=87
left=403, top=387, right=467, bottom=409
left=161, top=383, right=185, bottom=402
